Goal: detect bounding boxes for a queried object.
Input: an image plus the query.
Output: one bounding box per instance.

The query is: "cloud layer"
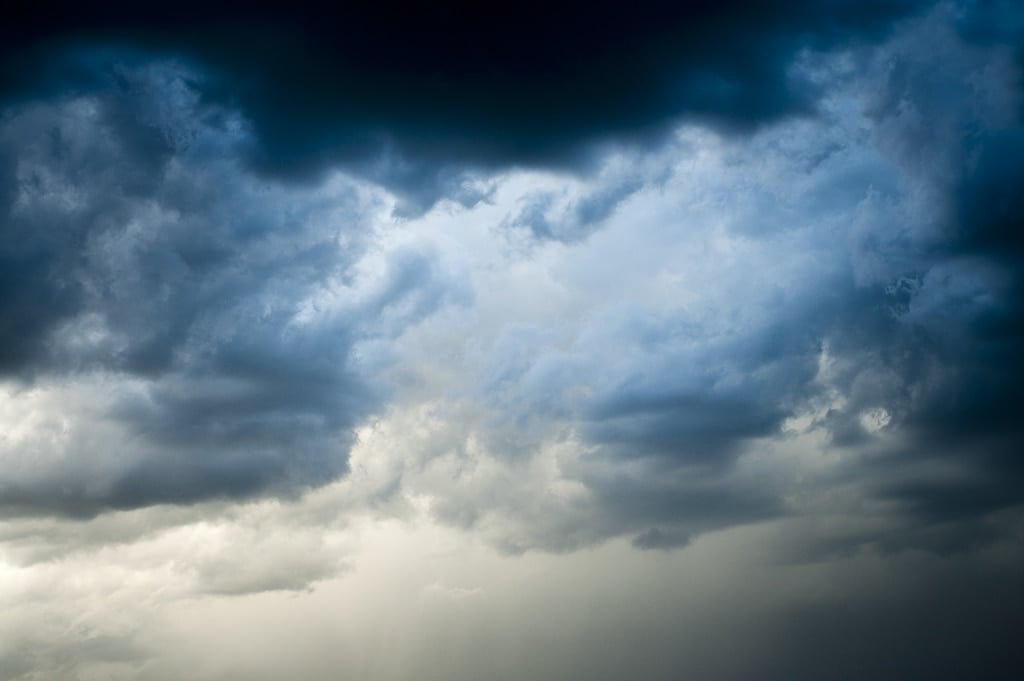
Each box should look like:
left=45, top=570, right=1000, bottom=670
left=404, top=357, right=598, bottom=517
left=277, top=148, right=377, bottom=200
left=1, top=2, right=1024, bottom=679
left=2, top=4, right=1023, bottom=540
left=5, top=1, right=929, bottom=208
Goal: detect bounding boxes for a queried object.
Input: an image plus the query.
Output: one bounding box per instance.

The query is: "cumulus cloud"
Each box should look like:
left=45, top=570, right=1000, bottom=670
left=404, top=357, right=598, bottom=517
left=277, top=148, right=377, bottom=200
left=1, top=3, right=1024, bottom=679
left=0, top=58, right=467, bottom=515
left=2, top=4, right=1021, bottom=549
left=316, top=5, right=1024, bottom=554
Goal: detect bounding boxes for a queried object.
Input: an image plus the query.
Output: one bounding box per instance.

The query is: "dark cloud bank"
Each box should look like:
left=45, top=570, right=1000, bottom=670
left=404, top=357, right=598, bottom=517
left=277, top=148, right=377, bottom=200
left=4, top=1, right=929, bottom=209
left=1, top=0, right=1022, bottom=561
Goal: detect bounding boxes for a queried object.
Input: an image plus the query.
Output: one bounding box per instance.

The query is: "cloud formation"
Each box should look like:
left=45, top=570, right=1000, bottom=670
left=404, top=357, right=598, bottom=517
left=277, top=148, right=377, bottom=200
left=0, top=59, right=465, bottom=515
left=2, top=3, right=1024, bottom=679
left=4, top=1, right=929, bottom=207
left=323, top=4, right=1024, bottom=555
left=1, top=3, right=1021, bottom=546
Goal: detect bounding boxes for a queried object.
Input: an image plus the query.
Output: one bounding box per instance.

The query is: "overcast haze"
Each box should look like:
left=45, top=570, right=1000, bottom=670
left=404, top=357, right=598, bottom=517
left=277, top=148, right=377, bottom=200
left=1, top=1, right=1023, bottom=679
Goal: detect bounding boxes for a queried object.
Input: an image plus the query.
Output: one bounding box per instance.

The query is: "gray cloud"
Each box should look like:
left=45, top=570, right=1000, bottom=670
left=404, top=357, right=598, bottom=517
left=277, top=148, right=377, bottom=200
left=502, top=152, right=673, bottom=243
left=0, top=59, right=465, bottom=516
left=346, top=5, right=1024, bottom=557
left=1, top=6, right=1023, bottom=680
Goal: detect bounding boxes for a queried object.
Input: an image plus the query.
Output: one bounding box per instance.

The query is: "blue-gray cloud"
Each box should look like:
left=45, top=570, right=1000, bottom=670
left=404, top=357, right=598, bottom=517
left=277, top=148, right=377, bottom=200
left=1, top=2, right=1023, bottom=558
left=0, top=60, right=464, bottom=516
left=388, top=4, right=1024, bottom=555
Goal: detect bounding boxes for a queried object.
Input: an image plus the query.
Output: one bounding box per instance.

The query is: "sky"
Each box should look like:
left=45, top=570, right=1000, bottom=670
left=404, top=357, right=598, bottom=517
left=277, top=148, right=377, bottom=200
left=1, top=1, right=1023, bottom=678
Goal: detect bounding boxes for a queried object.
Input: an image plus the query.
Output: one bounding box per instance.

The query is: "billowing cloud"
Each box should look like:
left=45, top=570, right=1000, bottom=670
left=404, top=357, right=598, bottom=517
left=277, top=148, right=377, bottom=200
left=1, top=1, right=1021, bottom=545
left=304, top=4, right=1024, bottom=555
left=2, top=2, right=1024, bottom=679
left=0, top=59, right=467, bottom=515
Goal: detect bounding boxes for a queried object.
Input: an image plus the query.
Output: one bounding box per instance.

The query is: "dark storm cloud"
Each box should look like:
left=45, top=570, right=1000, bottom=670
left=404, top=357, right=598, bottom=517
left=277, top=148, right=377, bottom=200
left=0, top=60, right=461, bottom=516
left=3, top=1, right=926, bottom=208
left=834, top=9, right=1024, bottom=538
left=2, top=0, right=1023, bottom=548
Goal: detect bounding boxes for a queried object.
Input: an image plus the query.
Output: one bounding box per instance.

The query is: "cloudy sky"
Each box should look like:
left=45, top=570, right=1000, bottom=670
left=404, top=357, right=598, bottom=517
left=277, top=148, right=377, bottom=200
left=1, top=1, right=1023, bottom=678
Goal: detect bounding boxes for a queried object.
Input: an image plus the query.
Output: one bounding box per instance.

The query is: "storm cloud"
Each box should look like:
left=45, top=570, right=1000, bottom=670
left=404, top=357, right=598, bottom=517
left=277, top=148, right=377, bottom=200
left=1, top=2, right=1023, bottom=679
left=4, top=1, right=930, bottom=205
left=0, top=59, right=468, bottom=515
